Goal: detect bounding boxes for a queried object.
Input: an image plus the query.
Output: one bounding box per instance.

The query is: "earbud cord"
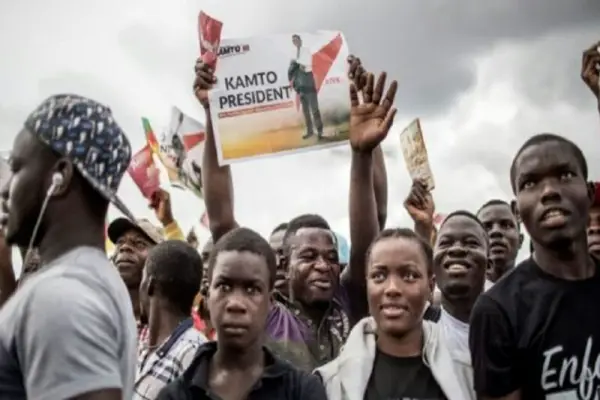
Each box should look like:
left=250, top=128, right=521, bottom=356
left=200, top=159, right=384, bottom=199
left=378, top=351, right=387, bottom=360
left=23, top=186, right=54, bottom=267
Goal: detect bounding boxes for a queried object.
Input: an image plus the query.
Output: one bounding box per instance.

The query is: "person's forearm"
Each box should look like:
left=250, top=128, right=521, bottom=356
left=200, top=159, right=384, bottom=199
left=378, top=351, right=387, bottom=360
left=372, top=146, right=387, bottom=230
left=202, top=108, right=238, bottom=242
left=163, top=221, right=185, bottom=241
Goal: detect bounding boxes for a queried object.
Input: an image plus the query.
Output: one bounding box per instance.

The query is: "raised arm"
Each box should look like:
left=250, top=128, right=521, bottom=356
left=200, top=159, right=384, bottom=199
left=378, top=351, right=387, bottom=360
left=581, top=40, right=600, bottom=116
left=347, top=56, right=388, bottom=230
left=373, top=145, right=388, bottom=230
left=344, top=71, right=398, bottom=322
left=194, top=60, right=238, bottom=242
left=404, top=179, right=436, bottom=245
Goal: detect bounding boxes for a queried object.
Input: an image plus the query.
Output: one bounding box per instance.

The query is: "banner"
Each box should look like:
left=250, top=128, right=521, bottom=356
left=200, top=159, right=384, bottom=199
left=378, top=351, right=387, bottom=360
left=208, top=30, right=351, bottom=165
left=400, top=118, right=435, bottom=191
left=200, top=211, right=210, bottom=229
left=198, top=11, right=223, bottom=69
left=169, top=107, right=206, bottom=198
left=128, top=144, right=160, bottom=199
left=142, top=108, right=206, bottom=199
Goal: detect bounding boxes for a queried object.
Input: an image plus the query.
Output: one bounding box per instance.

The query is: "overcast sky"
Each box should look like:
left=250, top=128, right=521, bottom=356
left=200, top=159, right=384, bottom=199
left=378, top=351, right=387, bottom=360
left=1, top=0, right=599, bottom=273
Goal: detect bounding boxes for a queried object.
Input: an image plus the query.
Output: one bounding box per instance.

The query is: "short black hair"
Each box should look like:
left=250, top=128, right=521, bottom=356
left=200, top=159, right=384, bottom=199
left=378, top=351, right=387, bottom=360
left=476, top=199, right=511, bottom=216
left=283, top=214, right=331, bottom=247
left=271, top=222, right=289, bottom=236
left=509, top=133, right=587, bottom=193
left=146, top=240, right=203, bottom=315
left=207, top=227, right=277, bottom=289
left=366, top=228, right=433, bottom=275
left=439, top=210, right=489, bottom=247
left=292, top=34, right=301, bottom=40
left=476, top=199, right=520, bottom=231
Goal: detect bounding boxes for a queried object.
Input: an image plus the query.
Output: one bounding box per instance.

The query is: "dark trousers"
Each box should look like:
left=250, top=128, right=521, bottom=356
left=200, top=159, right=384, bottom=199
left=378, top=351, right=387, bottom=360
left=297, top=72, right=323, bottom=135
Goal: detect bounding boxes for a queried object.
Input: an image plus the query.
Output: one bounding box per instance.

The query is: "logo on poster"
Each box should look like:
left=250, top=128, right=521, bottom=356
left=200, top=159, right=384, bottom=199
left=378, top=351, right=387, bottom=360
left=218, top=44, right=250, bottom=58
left=541, top=337, right=600, bottom=399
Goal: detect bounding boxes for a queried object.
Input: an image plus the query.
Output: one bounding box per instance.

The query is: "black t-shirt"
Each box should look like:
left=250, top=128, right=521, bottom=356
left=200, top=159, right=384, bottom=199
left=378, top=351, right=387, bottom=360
left=363, top=350, right=446, bottom=400
left=470, top=256, right=600, bottom=399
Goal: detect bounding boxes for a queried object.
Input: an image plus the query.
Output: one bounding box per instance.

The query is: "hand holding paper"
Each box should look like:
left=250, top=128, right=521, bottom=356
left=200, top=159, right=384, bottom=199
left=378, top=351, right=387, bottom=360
left=404, top=179, right=435, bottom=226
left=149, top=188, right=174, bottom=226
left=198, top=11, right=223, bottom=70
left=581, top=41, right=600, bottom=99
left=193, top=59, right=217, bottom=109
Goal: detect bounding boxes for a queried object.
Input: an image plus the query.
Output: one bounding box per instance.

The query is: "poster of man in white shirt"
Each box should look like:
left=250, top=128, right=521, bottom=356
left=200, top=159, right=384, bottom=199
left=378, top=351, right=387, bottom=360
left=289, top=34, right=324, bottom=139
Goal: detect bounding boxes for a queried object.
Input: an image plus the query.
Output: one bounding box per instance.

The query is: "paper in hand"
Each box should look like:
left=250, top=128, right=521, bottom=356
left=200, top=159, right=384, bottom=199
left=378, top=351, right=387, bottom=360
left=198, top=11, right=223, bottom=69
left=399, top=118, right=435, bottom=191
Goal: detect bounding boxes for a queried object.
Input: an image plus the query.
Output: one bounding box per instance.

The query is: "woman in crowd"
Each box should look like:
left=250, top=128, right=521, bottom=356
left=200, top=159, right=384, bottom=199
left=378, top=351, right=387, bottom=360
left=315, top=228, right=475, bottom=400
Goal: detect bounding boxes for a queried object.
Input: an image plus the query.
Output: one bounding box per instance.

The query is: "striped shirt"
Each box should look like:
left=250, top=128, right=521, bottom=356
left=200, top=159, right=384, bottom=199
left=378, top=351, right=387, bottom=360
left=133, top=319, right=206, bottom=400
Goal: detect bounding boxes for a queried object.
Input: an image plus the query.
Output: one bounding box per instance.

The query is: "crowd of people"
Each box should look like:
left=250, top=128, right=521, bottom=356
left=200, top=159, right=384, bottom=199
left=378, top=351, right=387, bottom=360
left=0, top=38, right=598, bottom=400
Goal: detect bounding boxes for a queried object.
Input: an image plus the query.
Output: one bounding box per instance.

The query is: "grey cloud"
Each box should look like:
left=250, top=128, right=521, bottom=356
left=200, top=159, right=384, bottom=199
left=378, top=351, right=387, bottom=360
left=440, top=27, right=600, bottom=195
left=0, top=106, right=27, bottom=142
left=120, top=0, right=599, bottom=118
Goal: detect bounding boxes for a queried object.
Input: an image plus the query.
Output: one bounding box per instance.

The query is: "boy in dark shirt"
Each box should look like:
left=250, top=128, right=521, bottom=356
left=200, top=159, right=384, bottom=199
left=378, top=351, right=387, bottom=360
left=157, top=227, right=326, bottom=400
left=469, top=133, right=600, bottom=399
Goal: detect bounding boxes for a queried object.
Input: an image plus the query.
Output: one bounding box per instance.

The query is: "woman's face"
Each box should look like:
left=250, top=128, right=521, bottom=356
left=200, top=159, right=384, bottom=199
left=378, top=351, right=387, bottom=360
left=367, top=236, right=432, bottom=337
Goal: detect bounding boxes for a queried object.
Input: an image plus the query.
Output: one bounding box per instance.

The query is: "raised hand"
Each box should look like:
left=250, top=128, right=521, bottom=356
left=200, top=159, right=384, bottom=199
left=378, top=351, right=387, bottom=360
left=404, top=179, right=435, bottom=225
left=349, top=72, right=398, bottom=153
left=193, top=58, right=217, bottom=109
left=149, top=188, right=174, bottom=227
left=581, top=41, right=600, bottom=99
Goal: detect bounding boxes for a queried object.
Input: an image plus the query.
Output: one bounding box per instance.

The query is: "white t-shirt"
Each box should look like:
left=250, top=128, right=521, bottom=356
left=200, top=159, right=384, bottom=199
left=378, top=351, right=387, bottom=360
left=295, top=46, right=313, bottom=72
left=439, top=307, right=470, bottom=358
left=0, top=246, right=137, bottom=399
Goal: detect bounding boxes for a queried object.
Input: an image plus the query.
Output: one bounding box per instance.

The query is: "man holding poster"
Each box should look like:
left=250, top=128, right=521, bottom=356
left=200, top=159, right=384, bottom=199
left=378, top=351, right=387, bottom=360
left=289, top=34, right=324, bottom=139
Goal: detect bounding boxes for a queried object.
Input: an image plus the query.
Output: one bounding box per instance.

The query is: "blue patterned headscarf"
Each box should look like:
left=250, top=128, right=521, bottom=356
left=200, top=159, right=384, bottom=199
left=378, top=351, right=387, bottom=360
left=25, top=94, right=134, bottom=219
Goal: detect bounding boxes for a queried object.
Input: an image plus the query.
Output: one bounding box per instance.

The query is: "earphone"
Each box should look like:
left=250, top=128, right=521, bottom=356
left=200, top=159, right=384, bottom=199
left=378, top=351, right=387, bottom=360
left=47, top=172, right=64, bottom=196
left=24, top=172, right=65, bottom=267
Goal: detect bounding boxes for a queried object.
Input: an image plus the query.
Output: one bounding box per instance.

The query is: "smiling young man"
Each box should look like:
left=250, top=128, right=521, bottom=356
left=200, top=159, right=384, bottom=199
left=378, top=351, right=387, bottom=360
left=157, top=227, right=327, bottom=400
left=470, top=133, right=600, bottom=399
left=432, top=211, right=488, bottom=358
left=476, top=199, right=523, bottom=283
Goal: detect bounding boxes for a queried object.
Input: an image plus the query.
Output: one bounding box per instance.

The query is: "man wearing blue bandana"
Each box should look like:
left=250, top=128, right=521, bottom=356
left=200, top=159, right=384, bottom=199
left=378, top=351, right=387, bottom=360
left=0, top=94, right=137, bottom=400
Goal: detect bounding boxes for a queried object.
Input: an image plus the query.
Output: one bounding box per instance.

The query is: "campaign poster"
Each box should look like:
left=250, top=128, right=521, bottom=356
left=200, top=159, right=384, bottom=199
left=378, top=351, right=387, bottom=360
left=208, top=30, right=351, bottom=165
left=169, top=107, right=206, bottom=199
